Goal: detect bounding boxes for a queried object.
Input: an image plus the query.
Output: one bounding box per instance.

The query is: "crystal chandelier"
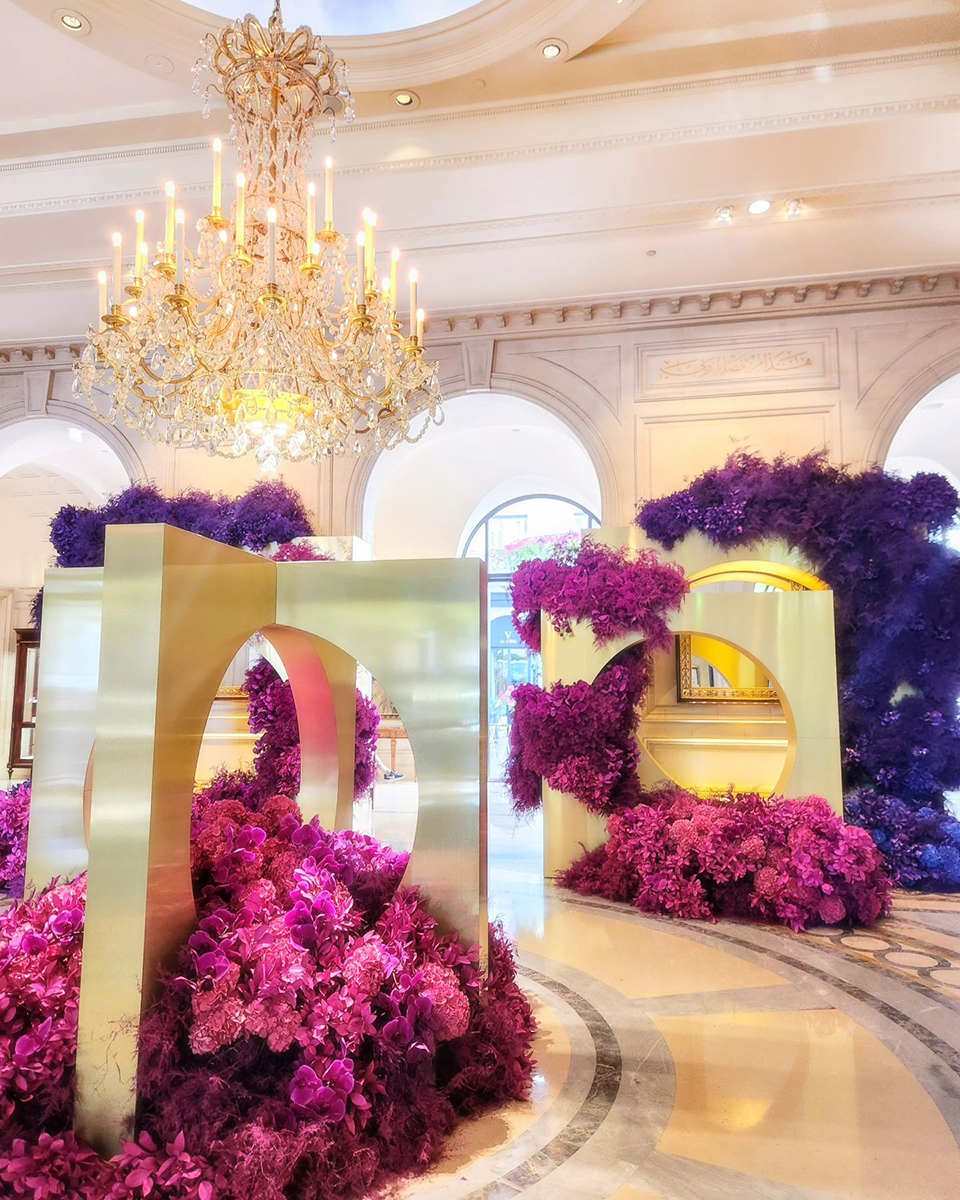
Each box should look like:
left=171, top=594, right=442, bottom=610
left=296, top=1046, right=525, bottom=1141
left=74, top=2, right=443, bottom=471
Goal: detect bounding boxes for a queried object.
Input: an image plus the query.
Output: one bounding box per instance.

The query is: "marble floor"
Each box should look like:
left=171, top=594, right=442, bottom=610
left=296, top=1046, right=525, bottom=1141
left=363, top=781, right=960, bottom=1200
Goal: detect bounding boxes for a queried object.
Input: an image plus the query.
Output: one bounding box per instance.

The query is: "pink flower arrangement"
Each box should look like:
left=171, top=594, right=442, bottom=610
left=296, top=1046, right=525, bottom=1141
left=559, top=785, right=892, bottom=931
left=510, top=539, right=687, bottom=653
left=0, top=782, right=535, bottom=1199
left=0, top=781, right=30, bottom=897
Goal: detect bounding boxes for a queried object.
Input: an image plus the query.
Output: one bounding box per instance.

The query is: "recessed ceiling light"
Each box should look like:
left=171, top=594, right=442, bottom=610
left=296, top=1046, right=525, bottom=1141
left=391, top=89, right=420, bottom=109
left=748, top=199, right=772, bottom=215
left=646, top=249, right=657, bottom=257
left=715, top=206, right=733, bottom=226
left=785, top=198, right=803, bottom=219
left=541, top=42, right=563, bottom=58
left=54, top=8, right=90, bottom=34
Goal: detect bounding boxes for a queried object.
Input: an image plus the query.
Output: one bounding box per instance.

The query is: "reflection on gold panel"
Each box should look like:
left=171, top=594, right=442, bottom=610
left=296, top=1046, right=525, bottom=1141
left=678, top=633, right=776, bottom=701
left=24, top=568, right=103, bottom=890
left=654, top=1008, right=960, bottom=1199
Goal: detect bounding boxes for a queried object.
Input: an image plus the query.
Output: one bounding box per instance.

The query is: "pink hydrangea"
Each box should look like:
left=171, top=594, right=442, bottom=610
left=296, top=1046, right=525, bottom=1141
left=560, top=786, right=892, bottom=932
left=343, top=940, right=389, bottom=997
left=421, top=961, right=471, bottom=1042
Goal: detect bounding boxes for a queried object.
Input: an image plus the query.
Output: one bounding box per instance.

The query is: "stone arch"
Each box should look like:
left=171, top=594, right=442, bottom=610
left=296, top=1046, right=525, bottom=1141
left=345, top=378, right=618, bottom=548
left=858, top=323, right=960, bottom=466
left=0, top=410, right=145, bottom=496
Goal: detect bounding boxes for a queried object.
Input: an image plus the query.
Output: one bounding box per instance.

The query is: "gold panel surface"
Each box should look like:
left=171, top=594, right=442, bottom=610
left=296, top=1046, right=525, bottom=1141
left=25, top=568, right=103, bottom=889
left=261, top=626, right=357, bottom=831
left=25, top=527, right=488, bottom=1153
left=75, top=526, right=276, bottom=1152
left=276, top=557, right=488, bottom=952
left=540, top=528, right=843, bottom=876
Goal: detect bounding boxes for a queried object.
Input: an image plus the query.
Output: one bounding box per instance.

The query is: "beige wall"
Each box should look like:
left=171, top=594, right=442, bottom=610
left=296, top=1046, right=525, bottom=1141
left=1, top=270, right=959, bottom=553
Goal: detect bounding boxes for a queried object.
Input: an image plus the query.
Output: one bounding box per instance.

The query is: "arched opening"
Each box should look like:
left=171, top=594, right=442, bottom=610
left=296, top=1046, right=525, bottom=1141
left=360, top=391, right=603, bottom=559
left=0, top=418, right=131, bottom=588
left=0, top=419, right=132, bottom=781
left=885, top=372, right=960, bottom=551
left=637, top=567, right=823, bottom=798
left=463, top=493, right=600, bottom=782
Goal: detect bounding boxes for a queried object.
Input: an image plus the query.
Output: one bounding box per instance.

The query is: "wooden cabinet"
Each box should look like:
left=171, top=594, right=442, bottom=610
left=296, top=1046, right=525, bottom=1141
left=8, top=627, right=39, bottom=776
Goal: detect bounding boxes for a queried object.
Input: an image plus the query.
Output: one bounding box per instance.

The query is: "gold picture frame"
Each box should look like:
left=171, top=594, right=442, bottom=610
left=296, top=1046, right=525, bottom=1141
left=676, top=632, right=779, bottom=702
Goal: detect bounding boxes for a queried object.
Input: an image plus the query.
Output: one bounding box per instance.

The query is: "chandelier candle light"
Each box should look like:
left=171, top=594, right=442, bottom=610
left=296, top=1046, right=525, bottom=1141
left=74, top=1, right=443, bottom=471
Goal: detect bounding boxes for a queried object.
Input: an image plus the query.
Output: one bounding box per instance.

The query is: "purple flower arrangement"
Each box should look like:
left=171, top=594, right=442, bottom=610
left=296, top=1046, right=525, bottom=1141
left=506, top=541, right=687, bottom=818
left=511, top=538, right=688, bottom=653
left=0, top=790, right=535, bottom=1198
left=49, top=481, right=314, bottom=569
left=508, top=649, right=650, bottom=814
left=637, top=452, right=960, bottom=889
left=560, top=785, right=892, bottom=931
left=245, top=656, right=380, bottom=804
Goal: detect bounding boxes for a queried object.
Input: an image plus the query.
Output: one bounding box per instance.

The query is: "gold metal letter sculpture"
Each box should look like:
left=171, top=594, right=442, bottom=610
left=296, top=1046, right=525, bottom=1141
left=24, top=524, right=487, bottom=1153
left=541, top=528, right=843, bottom=877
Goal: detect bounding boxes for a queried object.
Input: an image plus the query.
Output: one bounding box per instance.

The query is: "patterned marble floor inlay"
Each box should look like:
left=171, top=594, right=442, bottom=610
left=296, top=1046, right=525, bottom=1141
left=401, top=793, right=960, bottom=1199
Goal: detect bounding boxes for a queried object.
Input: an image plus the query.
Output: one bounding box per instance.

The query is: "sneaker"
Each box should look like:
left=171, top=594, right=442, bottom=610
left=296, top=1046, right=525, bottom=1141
left=383, top=770, right=405, bottom=781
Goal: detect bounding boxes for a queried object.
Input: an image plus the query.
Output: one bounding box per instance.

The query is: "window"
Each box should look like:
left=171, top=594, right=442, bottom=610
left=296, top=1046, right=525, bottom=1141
left=462, top=495, right=600, bottom=778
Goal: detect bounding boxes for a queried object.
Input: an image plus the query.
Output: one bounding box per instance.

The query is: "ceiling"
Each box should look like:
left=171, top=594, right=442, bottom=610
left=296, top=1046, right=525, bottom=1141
left=202, top=1, right=487, bottom=37
left=2, top=0, right=959, bottom=341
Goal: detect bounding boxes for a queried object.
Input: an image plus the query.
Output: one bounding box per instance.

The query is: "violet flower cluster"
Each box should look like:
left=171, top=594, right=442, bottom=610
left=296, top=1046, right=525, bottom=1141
left=560, top=785, right=892, bottom=931
left=0, top=784, right=535, bottom=1199
left=510, top=539, right=688, bottom=653
left=508, top=649, right=650, bottom=814
left=47, top=481, right=314, bottom=571
left=0, top=781, right=30, bottom=897
left=506, top=541, right=687, bottom=818
left=637, top=452, right=960, bottom=889
left=33, top=480, right=316, bottom=632
left=244, top=658, right=379, bottom=805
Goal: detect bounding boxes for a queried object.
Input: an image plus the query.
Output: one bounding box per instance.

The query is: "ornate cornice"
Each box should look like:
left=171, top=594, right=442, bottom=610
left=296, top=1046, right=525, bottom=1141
left=428, top=269, right=960, bottom=337
left=1, top=269, right=957, bottom=366
left=1, top=41, right=956, bottom=192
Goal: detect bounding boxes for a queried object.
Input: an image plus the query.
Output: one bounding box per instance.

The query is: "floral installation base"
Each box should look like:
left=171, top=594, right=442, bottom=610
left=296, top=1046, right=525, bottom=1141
left=0, top=784, right=536, bottom=1199
left=559, top=786, right=891, bottom=932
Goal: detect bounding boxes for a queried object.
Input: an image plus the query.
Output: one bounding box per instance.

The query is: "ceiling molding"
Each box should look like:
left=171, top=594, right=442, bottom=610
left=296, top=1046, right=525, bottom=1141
left=12, top=0, right=618, bottom=91
left=2, top=42, right=957, bottom=176
left=4, top=95, right=958, bottom=221
left=2, top=269, right=957, bottom=365
left=2, top=174, right=956, bottom=270
left=427, top=270, right=960, bottom=337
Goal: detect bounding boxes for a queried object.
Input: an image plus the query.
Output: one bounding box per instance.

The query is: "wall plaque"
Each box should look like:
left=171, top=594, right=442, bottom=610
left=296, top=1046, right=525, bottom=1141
left=638, top=330, right=839, bottom=399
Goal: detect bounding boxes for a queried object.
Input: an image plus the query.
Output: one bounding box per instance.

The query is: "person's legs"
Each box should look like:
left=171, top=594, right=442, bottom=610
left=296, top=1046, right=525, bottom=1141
left=375, top=751, right=404, bottom=782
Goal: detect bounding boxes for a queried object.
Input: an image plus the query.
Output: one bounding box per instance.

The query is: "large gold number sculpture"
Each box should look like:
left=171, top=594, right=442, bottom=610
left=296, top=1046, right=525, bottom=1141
left=541, top=528, right=843, bottom=877
left=24, top=525, right=487, bottom=1154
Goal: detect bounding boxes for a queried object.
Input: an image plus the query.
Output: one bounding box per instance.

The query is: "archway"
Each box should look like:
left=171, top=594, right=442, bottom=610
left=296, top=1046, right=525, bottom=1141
left=0, top=418, right=132, bottom=781
left=884, top=372, right=960, bottom=551
left=359, top=391, right=604, bottom=559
